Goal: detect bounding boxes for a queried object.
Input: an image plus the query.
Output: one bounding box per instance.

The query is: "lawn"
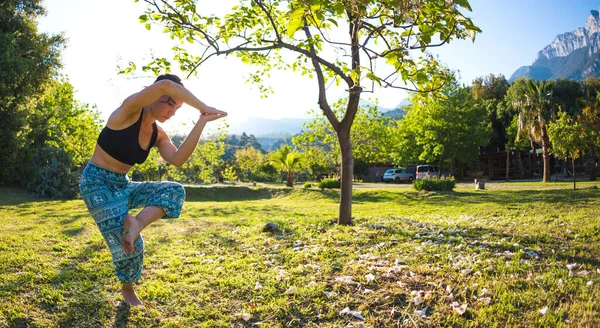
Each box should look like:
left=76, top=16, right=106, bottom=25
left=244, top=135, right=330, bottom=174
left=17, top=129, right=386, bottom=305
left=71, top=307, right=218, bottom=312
left=1, top=181, right=599, bottom=327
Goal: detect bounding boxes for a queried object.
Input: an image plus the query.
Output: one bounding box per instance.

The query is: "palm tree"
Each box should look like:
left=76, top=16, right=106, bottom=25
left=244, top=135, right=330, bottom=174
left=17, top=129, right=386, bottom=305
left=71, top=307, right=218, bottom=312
left=270, top=146, right=303, bottom=187
left=515, top=79, right=555, bottom=182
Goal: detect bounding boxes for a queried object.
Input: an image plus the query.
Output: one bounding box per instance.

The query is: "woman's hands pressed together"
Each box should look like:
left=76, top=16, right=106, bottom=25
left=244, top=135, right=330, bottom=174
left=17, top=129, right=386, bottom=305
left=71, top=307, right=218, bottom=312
left=199, top=106, right=227, bottom=123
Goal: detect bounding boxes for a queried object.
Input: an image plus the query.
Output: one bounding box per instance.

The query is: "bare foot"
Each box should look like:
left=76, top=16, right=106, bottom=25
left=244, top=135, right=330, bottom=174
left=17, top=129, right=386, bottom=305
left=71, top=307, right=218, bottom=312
left=122, top=284, right=143, bottom=306
left=121, top=214, right=140, bottom=253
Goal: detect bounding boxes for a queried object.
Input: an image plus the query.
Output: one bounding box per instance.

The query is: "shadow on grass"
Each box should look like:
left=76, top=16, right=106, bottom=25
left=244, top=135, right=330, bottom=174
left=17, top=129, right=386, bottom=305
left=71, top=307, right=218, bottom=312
left=185, top=186, right=289, bottom=202
left=113, top=303, right=131, bottom=328
left=0, top=187, right=71, bottom=206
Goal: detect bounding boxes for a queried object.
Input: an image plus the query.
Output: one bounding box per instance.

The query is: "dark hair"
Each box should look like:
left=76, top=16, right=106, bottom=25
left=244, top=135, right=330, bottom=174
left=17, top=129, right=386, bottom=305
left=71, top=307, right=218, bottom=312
left=154, top=74, right=183, bottom=86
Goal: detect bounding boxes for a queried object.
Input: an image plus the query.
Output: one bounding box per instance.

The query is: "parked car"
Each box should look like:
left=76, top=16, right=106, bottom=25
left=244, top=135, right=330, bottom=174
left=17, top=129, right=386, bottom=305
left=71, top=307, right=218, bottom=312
left=383, top=168, right=414, bottom=183
left=416, top=164, right=440, bottom=179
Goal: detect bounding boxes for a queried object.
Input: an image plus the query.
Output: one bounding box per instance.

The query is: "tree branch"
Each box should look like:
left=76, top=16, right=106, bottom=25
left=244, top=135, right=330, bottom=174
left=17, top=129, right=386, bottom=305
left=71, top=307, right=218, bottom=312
left=303, top=26, right=340, bottom=130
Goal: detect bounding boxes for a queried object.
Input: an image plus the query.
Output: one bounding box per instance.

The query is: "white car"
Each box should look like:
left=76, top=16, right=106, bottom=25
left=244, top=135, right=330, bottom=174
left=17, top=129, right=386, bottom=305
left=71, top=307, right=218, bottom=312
left=416, top=165, right=441, bottom=179
left=383, top=168, right=414, bottom=183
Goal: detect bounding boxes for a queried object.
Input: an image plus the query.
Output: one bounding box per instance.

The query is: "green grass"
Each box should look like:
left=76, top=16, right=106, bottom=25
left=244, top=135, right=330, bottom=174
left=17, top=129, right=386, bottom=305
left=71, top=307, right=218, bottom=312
left=1, top=181, right=599, bottom=327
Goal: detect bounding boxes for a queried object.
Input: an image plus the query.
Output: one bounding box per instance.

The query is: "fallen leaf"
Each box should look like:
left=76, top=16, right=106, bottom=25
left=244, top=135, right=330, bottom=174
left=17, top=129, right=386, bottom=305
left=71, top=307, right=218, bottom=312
left=254, top=282, right=262, bottom=290
left=340, top=307, right=365, bottom=320
left=335, top=276, right=357, bottom=285
left=442, top=293, right=455, bottom=302
left=586, top=280, right=594, bottom=287
left=241, top=313, right=252, bottom=322
left=365, top=274, right=375, bottom=283
left=480, top=288, right=491, bottom=297
left=363, top=288, right=374, bottom=294
left=284, top=286, right=296, bottom=294
left=450, top=302, right=467, bottom=315
left=461, top=269, right=473, bottom=275
left=414, top=306, right=428, bottom=318
left=539, top=306, right=548, bottom=316
left=478, top=297, right=491, bottom=305
left=324, top=291, right=337, bottom=298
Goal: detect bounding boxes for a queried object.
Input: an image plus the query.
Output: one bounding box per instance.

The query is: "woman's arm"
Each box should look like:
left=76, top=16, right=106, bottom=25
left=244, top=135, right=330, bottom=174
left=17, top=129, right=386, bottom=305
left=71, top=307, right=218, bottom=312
left=156, top=113, right=226, bottom=167
left=121, top=80, right=224, bottom=116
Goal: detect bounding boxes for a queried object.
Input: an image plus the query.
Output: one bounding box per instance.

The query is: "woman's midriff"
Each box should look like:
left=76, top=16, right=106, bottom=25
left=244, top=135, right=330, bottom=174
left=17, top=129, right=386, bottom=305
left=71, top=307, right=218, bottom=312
left=90, top=144, right=134, bottom=174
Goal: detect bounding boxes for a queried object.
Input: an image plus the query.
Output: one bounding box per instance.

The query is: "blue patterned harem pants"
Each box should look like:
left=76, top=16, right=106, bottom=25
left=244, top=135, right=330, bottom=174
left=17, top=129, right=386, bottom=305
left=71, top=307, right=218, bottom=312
left=79, top=162, right=185, bottom=284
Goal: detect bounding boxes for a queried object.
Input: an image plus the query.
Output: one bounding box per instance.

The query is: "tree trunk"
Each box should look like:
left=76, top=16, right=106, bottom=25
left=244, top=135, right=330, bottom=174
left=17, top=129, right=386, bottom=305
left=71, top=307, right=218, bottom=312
left=286, top=170, right=293, bottom=187
left=572, top=157, right=576, bottom=190
left=590, top=155, right=598, bottom=181
left=518, top=152, right=524, bottom=179
left=337, top=126, right=353, bottom=225
left=540, top=125, right=551, bottom=182
left=506, top=149, right=510, bottom=181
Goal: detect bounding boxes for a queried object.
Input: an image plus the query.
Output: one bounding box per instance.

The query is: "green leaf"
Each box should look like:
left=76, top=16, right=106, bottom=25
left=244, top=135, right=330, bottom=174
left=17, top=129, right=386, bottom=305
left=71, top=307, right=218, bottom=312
left=454, top=0, right=473, bottom=11
left=286, top=7, right=305, bottom=38
left=145, top=23, right=151, bottom=31
left=366, top=72, right=381, bottom=86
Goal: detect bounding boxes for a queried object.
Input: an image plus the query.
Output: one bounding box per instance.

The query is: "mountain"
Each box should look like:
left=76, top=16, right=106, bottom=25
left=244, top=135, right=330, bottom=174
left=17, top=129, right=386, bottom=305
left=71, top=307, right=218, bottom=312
left=228, top=118, right=308, bottom=137
left=510, top=9, right=600, bottom=82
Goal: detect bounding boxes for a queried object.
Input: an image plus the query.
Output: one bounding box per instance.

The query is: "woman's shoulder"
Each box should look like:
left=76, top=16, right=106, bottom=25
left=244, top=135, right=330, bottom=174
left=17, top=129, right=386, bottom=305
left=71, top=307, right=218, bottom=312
left=105, top=106, right=139, bottom=130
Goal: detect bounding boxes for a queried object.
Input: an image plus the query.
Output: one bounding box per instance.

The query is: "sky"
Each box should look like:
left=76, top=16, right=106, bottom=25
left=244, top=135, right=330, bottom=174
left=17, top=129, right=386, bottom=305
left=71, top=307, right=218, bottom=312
left=37, top=0, right=600, bottom=134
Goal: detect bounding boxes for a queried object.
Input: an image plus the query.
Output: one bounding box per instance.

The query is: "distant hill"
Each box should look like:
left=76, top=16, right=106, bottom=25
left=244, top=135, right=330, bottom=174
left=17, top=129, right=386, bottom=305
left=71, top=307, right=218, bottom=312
left=510, top=9, right=600, bottom=81
left=228, top=118, right=308, bottom=137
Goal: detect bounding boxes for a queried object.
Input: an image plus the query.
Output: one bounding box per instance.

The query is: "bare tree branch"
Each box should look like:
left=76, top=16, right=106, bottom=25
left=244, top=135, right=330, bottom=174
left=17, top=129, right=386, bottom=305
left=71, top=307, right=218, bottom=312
left=303, top=26, right=340, bottom=130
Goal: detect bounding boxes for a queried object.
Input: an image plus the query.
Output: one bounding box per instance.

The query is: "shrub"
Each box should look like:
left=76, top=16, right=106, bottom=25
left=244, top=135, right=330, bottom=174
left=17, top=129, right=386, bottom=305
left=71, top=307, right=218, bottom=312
left=318, top=178, right=340, bottom=189
left=27, top=146, right=79, bottom=199
left=303, top=182, right=312, bottom=189
left=413, top=176, right=456, bottom=191
left=221, top=166, right=238, bottom=184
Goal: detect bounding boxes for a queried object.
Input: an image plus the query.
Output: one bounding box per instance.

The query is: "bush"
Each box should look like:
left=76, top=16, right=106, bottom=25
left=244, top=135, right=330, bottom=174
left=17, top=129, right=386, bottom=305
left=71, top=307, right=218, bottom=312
left=413, top=176, right=456, bottom=191
left=27, top=146, right=80, bottom=199
left=303, top=182, right=312, bottom=189
left=318, top=178, right=340, bottom=189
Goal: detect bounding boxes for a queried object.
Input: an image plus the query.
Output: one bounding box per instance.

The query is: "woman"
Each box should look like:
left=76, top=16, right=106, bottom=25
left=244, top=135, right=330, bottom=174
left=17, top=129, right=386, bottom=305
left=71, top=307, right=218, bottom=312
left=79, top=74, right=226, bottom=306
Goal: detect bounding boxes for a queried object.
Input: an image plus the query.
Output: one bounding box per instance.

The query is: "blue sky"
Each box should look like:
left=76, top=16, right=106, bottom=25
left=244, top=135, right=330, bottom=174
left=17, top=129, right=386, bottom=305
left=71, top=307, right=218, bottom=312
left=37, top=0, right=600, bottom=133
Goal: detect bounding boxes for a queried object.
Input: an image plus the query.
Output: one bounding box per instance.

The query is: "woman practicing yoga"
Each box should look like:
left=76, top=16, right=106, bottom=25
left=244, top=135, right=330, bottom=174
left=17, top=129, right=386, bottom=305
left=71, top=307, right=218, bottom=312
left=79, top=74, right=226, bottom=305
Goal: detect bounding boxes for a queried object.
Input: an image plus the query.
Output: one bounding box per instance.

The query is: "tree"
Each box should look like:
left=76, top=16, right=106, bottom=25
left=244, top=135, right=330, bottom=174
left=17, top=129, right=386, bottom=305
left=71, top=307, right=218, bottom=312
left=507, top=78, right=555, bottom=182
left=547, top=111, right=585, bottom=190
left=293, top=99, right=393, bottom=170
left=471, top=74, right=510, bottom=152
left=235, top=146, right=265, bottom=180
left=270, top=145, right=303, bottom=187
left=392, top=83, right=491, bottom=176
left=579, top=78, right=600, bottom=180
left=0, top=0, right=65, bottom=184
left=132, top=0, right=480, bottom=224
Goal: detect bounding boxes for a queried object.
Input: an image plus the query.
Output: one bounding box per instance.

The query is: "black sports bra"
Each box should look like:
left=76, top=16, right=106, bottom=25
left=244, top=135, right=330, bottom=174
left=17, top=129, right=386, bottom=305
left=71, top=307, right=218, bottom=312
left=97, top=110, right=158, bottom=165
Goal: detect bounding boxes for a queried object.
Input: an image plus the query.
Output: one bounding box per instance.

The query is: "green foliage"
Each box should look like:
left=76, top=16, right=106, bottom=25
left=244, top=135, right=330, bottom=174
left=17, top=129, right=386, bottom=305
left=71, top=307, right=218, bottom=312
left=167, top=139, right=226, bottom=183
left=221, top=165, right=238, bottom=184
left=318, top=178, right=340, bottom=189
left=392, top=79, right=491, bottom=170
left=547, top=112, right=585, bottom=162
left=270, top=145, right=303, bottom=187
left=27, top=146, right=79, bottom=199
left=293, top=99, right=394, bottom=165
left=413, top=176, right=456, bottom=192
left=235, top=146, right=264, bottom=181
left=0, top=0, right=65, bottom=184
left=303, top=182, right=312, bottom=189
left=131, top=149, right=164, bottom=181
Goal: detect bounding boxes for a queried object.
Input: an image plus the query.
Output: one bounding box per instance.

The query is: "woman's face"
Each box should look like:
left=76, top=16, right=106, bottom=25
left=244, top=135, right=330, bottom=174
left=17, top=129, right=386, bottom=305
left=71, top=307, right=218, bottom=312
left=155, top=96, right=183, bottom=122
